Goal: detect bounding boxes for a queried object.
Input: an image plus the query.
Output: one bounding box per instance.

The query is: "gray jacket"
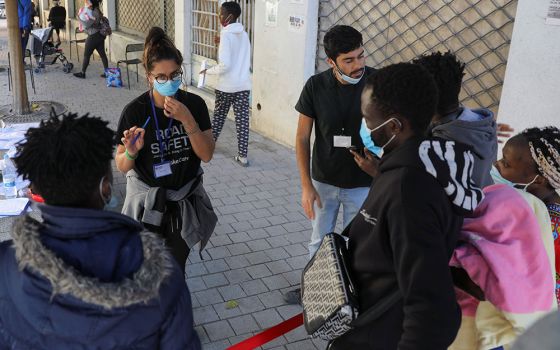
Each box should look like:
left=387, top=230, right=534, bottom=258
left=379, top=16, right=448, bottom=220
left=122, top=169, right=217, bottom=257
left=429, top=107, right=497, bottom=188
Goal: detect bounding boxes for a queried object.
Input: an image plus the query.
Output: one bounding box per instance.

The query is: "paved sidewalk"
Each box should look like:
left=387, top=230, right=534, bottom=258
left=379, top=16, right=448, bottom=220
left=0, top=19, right=330, bottom=349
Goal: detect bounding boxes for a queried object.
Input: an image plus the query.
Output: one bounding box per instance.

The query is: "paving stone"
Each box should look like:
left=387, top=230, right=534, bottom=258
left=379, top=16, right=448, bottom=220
left=286, top=256, right=308, bottom=270
left=228, top=314, right=261, bottom=335
left=246, top=264, right=273, bottom=279
left=284, top=244, right=308, bottom=257
left=214, top=223, right=235, bottom=235
left=262, top=274, right=292, bottom=291
left=276, top=305, right=304, bottom=321
left=194, top=326, right=210, bottom=344
left=246, top=238, right=272, bottom=251
left=218, top=284, right=247, bottom=301
left=232, top=221, right=253, bottom=232
left=204, top=259, right=231, bottom=273
left=193, top=305, right=220, bottom=325
left=233, top=212, right=255, bottom=221
left=252, top=208, right=272, bottom=218
left=285, top=339, right=317, bottom=350
left=224, top=255, right=252, bottom=269
left=283, top=270, right=303, bottom=286
left=265, top=225, right=289, bottom=237
left=240, top=279, right=269, bottom=296
left=194, top=289, right=224, bottom=307
left=245, top=251, right=272, bottom=265
left=213, top=301, right=243, bottom=320
left=237, top=295, right=266, bottom=315
left=204, top=320, right=236, bottom=341
left=265, top=247, right=291, bottom=261
left=187, top=277, right=207, bottom=293
left=227, top=242, right=252, bottom=256
left=252, top=308, right=284, bottom=329
left=224, top=268, right=253, bottom=284
left=202, top=273, right=229, bottom=288
left=266, top=236, right=291, bottom=248
left=247, top=228, right=269, bottom=240
left=207, top=246, right=231, bottom=260
left=285, top=232, right=310, bottom=244
left=186, top=262, right=208, bottom=278
left=229, top=232, right=251, bottom=243
left=250, top=218, right=271, bottom=229
left=282, top=222, right=307, bottom=233
left=209, top=234, right=233, bottom=247
left=258, top=290, right=286, bottom=308
left=266, top=260, right=293, bottom=274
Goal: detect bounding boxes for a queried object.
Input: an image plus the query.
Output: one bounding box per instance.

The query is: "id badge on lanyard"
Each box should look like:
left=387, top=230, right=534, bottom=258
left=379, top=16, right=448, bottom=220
left=150, top=92, right=175, bottom=178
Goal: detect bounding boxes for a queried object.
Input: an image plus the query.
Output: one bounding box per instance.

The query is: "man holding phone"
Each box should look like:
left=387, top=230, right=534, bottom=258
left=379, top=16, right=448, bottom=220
left=284, top=25, right=373, bottom=304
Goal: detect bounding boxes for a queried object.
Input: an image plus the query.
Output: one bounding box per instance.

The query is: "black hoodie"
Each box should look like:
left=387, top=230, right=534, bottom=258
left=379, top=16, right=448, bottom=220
left=331, top=137, right=483, bottom=350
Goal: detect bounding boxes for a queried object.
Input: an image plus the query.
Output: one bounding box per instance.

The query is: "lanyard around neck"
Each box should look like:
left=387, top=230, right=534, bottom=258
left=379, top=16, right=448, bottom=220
left=149, top=91, right=174, bottom=160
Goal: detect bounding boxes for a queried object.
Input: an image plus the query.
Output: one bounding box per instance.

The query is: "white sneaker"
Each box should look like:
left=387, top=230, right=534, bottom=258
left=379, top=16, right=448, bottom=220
left=234, top=156, right=249, bottom=167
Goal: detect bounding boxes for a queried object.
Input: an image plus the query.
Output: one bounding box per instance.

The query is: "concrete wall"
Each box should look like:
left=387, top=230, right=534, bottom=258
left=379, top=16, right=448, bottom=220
left=498, top=0, right=560, bottom=129
left=250, top=0, right=319, bottom=148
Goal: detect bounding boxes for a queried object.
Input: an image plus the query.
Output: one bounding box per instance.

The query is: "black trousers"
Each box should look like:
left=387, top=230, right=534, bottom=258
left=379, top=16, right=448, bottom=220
left=81, top=32, right=108, bottom=73
left=145, top=202, right=190, bottom=274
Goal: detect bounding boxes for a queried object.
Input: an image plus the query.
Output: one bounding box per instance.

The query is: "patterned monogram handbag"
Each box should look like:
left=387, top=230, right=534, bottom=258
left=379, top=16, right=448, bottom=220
left=301, top=232, right=358, bottom=340
left=302, top=231, right=402, bottom=341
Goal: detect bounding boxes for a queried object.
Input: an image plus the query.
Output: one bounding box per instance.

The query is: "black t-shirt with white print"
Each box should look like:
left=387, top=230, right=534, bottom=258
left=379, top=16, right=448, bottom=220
left=117, top=89, right=211, bottom=190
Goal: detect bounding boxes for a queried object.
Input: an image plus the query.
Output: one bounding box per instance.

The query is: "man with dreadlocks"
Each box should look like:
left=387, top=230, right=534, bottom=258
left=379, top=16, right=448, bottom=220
left=493, top=126, right=560, bottom=305
left=0, top=112, right=201, bottom=349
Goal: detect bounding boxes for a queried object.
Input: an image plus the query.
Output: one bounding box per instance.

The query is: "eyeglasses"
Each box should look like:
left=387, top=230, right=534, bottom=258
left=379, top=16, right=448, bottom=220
left=151, top=70, right=183, bottom=84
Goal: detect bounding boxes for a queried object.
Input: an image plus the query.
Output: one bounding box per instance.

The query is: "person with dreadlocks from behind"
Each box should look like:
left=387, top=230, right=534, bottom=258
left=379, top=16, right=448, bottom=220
left=0, top=112, right=200, bottom=349
left=493, top=126, right=560, bottom=305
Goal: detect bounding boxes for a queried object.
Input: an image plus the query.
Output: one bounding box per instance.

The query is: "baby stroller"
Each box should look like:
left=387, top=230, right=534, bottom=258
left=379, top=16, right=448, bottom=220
left=30, top=27, right=74, bottom=74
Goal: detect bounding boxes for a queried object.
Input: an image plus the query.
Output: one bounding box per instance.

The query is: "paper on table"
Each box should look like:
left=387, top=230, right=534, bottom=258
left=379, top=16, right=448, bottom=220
left=0, top=198, right=29, bottom=216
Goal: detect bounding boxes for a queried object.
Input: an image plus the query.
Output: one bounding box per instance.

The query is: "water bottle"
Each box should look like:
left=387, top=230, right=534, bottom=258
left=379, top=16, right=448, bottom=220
left=3, top=154, right=17, bottom=199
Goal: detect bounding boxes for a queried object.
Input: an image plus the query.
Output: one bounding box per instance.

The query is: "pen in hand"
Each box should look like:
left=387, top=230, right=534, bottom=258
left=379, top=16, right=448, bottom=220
left=130, top=116, right=151, bottom=145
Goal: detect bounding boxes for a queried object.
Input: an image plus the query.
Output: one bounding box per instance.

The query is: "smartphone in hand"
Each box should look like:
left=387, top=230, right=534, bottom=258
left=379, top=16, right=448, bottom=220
left=347, top=145, right=364, bottom=157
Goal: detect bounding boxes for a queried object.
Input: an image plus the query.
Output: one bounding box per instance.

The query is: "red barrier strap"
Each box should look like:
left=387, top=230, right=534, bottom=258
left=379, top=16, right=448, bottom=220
left=226, top=312, right=304, bottom=350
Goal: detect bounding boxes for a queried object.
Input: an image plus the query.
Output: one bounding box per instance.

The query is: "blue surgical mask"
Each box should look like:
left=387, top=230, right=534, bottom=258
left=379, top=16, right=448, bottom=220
left=99, top=177, right=119, bottom=210
left=360, top=119, right=382, bottom=157
left=490, top=165, right=514, bottom=186
left=490, top=165, right=539, bottom=191
left=153, top=79, right=182, bottom=97
left=335, top=65, right=364, bottom=85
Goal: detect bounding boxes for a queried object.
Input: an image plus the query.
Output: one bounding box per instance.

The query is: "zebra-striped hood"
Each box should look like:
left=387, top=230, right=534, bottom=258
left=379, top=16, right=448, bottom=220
left=380, top=137, right=484, bottom=214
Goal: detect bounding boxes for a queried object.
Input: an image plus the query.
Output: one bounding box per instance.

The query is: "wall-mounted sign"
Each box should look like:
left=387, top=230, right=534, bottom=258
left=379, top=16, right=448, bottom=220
left=546, top=0, right=560, bottom=25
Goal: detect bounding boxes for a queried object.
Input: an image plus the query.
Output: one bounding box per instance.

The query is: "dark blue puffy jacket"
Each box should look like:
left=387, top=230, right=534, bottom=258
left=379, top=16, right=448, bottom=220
left=0, top=205, right=201, bottom=350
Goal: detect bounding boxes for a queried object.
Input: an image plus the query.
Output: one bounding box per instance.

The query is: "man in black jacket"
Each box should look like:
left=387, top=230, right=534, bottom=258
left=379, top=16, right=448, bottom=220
left=330, top=63, right=483, bottom=349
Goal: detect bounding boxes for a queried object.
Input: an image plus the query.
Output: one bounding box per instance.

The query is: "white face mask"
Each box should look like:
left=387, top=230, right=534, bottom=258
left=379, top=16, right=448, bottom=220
left=334, top=65, right=364, bottom=85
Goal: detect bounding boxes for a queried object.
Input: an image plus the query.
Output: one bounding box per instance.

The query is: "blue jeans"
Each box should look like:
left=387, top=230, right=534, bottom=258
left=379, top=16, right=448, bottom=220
left=308, top=180, right=369, bottom=258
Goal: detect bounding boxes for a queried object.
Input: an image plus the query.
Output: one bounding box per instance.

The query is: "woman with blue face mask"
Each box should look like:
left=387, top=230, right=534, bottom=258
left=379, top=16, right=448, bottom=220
left=116, top=27, right=217, bottom=273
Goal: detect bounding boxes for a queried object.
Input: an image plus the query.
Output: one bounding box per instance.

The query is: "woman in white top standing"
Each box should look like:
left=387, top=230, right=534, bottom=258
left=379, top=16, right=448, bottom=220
left=201, top=1, right=252, bottom=166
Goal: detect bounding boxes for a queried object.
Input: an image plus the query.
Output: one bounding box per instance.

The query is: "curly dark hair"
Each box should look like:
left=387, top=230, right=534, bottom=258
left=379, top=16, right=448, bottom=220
left=323, top=25, right=363, bottom=61
left=222, top=1, right=241, bottom=20
left=365, top=62, right=438, bottom=133
left=13, top=111, right=115, bottom=206
left=520, top=126, right=560, bottom=189
left=412, top=51, right=465, bottom=115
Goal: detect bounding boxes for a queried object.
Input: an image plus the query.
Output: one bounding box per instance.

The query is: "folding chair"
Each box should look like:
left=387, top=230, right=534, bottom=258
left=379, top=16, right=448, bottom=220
left=117, top=43, right=144, bottom=89
left=7, top=49, right=36, bottom=94
left=69, top=26, right=87, bottom=62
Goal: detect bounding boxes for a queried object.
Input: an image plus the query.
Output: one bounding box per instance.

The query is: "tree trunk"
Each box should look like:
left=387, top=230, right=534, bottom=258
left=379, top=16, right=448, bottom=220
left=6, top=0, right=31, bottom=115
